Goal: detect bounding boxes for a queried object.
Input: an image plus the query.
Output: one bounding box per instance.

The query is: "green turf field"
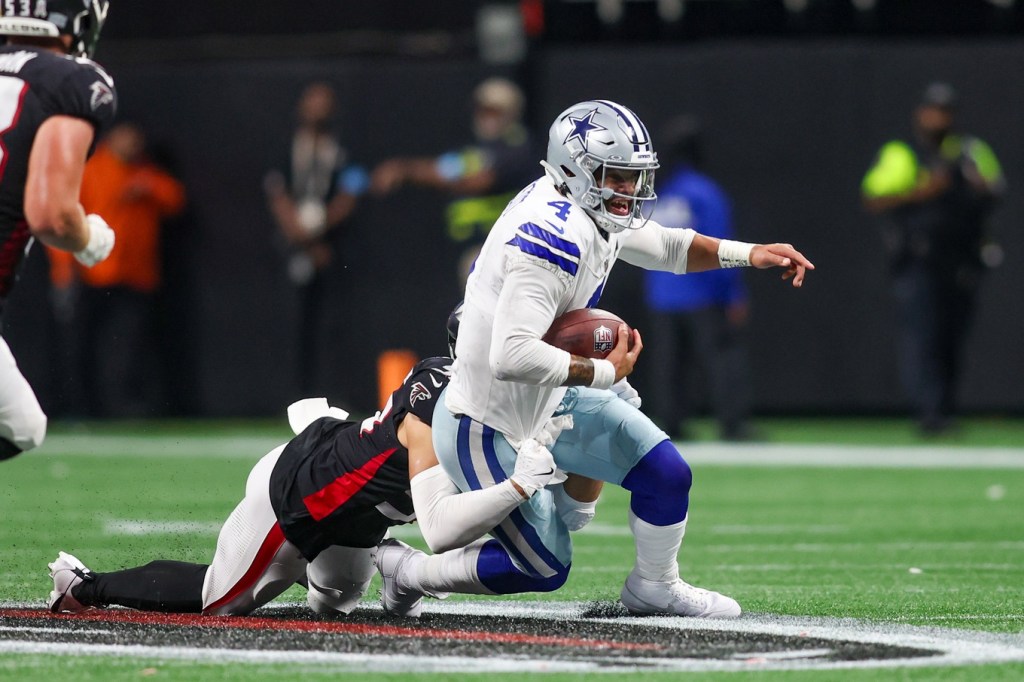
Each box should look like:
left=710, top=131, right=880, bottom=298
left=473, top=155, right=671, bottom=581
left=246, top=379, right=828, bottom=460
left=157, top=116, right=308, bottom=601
left=1, top=419, right=1022, bottom=680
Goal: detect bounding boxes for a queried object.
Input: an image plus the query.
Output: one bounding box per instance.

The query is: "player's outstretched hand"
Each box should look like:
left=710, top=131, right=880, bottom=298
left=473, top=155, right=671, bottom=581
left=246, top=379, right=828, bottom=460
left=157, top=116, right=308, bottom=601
left=605, top=324, right=643, bottom=383
left=750, top=243, right=815, bottom=288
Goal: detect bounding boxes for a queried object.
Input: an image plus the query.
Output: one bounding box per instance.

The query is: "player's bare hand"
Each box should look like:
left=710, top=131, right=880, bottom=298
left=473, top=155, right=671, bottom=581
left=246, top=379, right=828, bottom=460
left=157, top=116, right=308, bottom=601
left=605, top=324, right=643, bottom=382
left=750, top=243, right=815, bottom=288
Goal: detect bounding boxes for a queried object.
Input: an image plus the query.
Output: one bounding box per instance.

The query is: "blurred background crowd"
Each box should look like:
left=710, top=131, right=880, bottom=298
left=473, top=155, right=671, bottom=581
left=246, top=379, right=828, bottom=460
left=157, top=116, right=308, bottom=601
left=2, top=0, right=1022, bottom=436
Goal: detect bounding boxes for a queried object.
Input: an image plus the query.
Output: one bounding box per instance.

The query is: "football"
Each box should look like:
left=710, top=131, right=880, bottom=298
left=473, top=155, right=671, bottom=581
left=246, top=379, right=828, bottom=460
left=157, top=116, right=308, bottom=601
left=542, top=308, right=634, bottom=359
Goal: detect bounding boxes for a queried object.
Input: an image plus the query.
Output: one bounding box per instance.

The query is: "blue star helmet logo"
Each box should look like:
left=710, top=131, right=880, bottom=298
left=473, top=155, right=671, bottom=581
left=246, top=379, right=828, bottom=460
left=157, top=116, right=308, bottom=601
left=562, top=109, right=606, bottom=152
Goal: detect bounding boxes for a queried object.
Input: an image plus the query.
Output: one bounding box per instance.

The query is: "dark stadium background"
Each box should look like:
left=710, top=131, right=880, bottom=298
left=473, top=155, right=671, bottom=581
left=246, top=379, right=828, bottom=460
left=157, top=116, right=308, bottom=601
left=3, top=0, right=1022, bottom=417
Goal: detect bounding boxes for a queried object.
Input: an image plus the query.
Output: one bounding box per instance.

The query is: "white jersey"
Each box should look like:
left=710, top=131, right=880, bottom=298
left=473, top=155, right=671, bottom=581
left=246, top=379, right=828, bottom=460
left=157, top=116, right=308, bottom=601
left=445, top=174, right=698, bottom=442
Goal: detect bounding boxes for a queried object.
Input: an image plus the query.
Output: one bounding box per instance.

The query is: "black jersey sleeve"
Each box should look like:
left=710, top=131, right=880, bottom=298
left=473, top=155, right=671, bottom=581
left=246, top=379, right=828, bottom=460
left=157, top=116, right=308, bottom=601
left=55, top=59, right=117, bottom=135
left=395, top=356, right=452, bottom=426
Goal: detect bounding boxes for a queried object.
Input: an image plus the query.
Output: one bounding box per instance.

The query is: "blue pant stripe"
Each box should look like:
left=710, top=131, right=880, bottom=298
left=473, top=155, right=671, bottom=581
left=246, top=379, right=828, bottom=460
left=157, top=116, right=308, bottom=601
left=481, top=427, right=566, bottom=575
left=457, top=416, right=482, bottom=490
left=480, top=425, right=508, bottom=484
left=489, top=524, right=543, bottom=578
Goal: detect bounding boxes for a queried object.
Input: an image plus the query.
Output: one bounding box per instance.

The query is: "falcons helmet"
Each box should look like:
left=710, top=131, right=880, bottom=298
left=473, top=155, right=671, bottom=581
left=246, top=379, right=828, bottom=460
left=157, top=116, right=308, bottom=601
left=0, top=0, right=110, bottom=59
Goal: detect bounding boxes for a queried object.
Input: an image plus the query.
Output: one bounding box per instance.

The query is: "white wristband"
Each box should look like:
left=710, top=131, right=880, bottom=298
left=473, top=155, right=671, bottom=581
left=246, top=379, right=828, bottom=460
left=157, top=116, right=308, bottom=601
left=717, top=239, right=754, bottom=268
left=74, top=214, right=115, bottom=267
left=589, top=358, right=616, bottom=390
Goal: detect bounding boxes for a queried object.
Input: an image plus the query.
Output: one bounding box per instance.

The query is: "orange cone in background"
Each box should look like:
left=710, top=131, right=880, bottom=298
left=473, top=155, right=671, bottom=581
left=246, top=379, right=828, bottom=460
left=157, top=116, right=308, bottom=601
left=378, top=349, right=418, bottom=407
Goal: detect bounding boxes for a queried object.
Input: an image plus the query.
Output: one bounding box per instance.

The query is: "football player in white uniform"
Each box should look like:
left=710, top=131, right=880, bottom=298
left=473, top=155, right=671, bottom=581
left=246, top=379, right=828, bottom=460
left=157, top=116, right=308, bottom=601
left=376, top=100, right=813, bottom=618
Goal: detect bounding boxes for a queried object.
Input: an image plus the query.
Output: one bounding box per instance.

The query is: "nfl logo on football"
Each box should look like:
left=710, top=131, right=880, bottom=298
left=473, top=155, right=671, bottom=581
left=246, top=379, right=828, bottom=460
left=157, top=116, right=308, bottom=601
left=593, top=325, right=614, bottom=353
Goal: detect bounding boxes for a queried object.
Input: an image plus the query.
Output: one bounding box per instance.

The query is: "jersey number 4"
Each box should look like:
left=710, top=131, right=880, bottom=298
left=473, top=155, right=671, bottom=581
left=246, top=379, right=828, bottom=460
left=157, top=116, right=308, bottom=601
left=0, top=76, right=28, bottom=183
left=547, top=200, right=572, bottom=222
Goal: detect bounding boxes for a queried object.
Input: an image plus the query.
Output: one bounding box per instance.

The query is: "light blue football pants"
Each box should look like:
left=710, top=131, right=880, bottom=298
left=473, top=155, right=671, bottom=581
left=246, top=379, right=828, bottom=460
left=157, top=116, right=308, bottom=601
left=431, top=386, right=669, bottom=579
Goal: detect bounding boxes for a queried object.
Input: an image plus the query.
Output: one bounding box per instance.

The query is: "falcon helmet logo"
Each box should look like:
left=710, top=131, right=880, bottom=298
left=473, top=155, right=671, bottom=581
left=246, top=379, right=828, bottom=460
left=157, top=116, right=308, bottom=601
left=89, top=80, right=112, bottom=110
left=593, top=325, right=614, bottom=353
left=409, top=382, right=431, bottom=406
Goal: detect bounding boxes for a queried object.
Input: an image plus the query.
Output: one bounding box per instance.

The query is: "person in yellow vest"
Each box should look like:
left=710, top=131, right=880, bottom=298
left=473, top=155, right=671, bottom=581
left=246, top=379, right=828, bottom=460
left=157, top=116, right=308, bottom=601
left=370, top=78, right=538, bottom=285
left=861, top=82, right=1005, bottom=434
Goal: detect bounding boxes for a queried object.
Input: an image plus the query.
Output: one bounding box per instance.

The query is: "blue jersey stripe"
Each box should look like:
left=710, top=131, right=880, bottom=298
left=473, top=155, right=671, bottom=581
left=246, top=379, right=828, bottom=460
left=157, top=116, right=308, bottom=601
left=517, top=222, right=581, bottom=258
left=586, top=282, right=605, bottom=308
left=507, top=235, right=578, bottom=276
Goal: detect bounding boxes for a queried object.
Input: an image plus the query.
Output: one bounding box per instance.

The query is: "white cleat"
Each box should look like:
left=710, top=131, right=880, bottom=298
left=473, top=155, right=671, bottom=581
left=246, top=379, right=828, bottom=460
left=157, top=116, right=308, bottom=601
left=374, top=539, right=445, bottom=618
left=620, top=571, right=741, bottom=618
left=47, top=551, right=95, bottom=614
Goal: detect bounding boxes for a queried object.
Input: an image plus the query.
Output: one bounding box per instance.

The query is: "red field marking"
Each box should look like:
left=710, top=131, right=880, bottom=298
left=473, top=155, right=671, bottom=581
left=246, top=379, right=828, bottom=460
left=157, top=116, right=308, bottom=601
left=0, top=608, right=661, bottom=651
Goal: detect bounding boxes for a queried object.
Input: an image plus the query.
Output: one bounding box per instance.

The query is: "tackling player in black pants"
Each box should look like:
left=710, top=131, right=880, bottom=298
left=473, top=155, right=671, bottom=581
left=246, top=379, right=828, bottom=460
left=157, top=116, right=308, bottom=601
left=49, top=310, right=567, bottom=617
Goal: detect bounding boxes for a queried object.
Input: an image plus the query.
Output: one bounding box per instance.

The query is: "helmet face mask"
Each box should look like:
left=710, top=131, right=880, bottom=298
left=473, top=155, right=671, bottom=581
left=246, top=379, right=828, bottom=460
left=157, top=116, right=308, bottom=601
left=446, top=302, right=464, bottom=359
left=544, top=100, right=659, bottom=233
left=0, top=0, right=109, bottom=59
left=584, top=157, right=657, bottom=230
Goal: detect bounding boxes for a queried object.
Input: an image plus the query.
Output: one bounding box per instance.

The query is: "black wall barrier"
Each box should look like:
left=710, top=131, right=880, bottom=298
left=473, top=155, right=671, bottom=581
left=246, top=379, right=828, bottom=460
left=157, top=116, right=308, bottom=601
left=4, top=41, right=1021, bottom=416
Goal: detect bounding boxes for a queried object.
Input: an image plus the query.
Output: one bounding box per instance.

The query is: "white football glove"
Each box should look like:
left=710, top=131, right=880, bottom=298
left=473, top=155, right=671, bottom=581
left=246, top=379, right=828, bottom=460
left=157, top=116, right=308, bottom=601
left=511, top=438, right=559, bottom=499
left=73, top=214, right=115, bottom=267
left=611, top=378, right=642, bottom=408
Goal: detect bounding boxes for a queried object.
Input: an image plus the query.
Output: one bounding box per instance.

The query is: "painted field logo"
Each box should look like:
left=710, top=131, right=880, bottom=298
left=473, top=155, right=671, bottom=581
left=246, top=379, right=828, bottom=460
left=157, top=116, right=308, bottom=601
left=2, top=601, right=1023, bottom=673
left=593, top=325, right=614, bottom=353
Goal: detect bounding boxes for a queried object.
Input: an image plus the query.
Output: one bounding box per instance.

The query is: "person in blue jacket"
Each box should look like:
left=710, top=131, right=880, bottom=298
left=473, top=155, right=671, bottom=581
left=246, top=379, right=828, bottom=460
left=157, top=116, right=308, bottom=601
left=643, top=116, right=754, bottom=441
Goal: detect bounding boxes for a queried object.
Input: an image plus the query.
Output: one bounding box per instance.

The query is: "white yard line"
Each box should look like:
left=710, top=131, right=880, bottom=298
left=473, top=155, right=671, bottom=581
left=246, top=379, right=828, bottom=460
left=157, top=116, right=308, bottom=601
left=0, top=626, right=113, bottom=635
left=35, top=434, right=283, bottom=459
left=680, top=443, right=1024, bottom=469
left=102, top=520, right=224, bottom=536
left=571, top=562, right=1024, bottom=573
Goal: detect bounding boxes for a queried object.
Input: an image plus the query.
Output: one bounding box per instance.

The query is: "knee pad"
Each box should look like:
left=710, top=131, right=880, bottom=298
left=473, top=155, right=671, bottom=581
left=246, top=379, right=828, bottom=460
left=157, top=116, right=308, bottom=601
left=552, top=484, right=597, bottom=531
left=306, top=575, right=372, bottom=615
left=622, top=440, right=691, bottom=525
left=476, top=539, right=570, bottom=594
left=623, top=440, right=692, bottom=497
left=306, top=545, right=376, bottom=614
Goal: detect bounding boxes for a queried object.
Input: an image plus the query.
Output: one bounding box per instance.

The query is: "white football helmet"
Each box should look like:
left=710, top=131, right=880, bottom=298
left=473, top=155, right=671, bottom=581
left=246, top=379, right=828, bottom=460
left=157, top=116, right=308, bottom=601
left=542, top=100, right=658, bottom=233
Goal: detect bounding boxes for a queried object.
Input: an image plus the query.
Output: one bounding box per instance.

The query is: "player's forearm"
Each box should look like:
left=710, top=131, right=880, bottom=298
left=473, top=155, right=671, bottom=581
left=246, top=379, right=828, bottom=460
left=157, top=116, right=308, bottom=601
left=564, top=356, right=597, bottom=386
left=685, top=233, right=724, bottom=273
left=28, top=203, right=89, bottom=252
left=411, top=466, right=525, bottom=554
left=489, top=266, right=571, bottom=386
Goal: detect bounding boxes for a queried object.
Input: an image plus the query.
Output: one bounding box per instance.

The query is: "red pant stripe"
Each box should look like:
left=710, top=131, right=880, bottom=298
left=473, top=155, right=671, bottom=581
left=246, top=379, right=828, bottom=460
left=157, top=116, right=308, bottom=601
left=202, top=522, right=286, bottom=614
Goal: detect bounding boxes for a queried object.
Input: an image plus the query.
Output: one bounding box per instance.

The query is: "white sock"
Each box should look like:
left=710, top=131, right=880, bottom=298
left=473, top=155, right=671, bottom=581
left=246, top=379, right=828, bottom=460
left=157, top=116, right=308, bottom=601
left=629, top=510, right=687, bottom=582
left=409, top=540, right=496, bottom=595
